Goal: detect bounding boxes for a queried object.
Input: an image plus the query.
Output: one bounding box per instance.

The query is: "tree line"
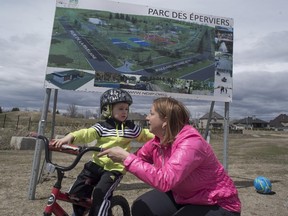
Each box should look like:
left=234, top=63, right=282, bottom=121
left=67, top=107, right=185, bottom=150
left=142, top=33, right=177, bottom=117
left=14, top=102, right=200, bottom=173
left=0, top=106, right=20, bottom=113
left=0, top=114, right=97, bottom=131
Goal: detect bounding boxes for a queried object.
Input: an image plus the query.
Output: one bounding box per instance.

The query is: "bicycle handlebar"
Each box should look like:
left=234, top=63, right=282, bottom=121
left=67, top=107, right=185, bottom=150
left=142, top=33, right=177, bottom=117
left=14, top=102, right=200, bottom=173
left=29, top=132, right=102, bottom=172
left=48, top=144, right=82, bottom=155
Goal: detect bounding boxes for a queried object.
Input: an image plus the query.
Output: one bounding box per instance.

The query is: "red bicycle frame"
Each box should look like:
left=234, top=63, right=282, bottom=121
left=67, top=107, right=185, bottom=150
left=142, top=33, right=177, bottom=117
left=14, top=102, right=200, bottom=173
left=43, top=169, right=92, bottom=215
left=30, top=133, right=102, bottom=216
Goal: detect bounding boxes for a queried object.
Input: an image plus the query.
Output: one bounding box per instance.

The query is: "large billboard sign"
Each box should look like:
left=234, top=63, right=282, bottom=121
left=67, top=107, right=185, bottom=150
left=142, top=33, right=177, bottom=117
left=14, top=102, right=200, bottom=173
left=45, top=0, right=234, bottom=102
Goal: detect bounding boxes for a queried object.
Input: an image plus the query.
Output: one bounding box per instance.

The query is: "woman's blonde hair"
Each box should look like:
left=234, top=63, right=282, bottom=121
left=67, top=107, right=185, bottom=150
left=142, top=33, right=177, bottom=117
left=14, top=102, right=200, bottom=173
left=153, top=97, right=190, bottom=145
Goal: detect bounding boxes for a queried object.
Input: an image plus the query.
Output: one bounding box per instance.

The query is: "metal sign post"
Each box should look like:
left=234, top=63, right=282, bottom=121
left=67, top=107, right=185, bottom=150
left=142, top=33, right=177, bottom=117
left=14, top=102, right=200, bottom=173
left=28, top=88, right=51, bottom=200
left=204, top=101, right=215, bottom=140
left=223, top=102, right=230, bottom=170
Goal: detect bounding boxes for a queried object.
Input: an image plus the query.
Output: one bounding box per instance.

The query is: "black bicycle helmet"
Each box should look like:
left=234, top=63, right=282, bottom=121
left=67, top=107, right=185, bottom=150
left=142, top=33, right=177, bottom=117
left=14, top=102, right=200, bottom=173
left=100, top=88, right=133, bottom=117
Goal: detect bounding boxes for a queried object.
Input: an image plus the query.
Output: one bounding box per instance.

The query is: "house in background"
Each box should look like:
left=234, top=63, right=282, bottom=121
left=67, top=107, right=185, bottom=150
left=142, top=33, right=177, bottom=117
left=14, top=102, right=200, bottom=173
left=269, top=114, right=288, bottom=131
left=199, top=111, right=224, bottom=129
left=128, top=112, right=148, bottom=128
left=234, top=116, right=268, bottom=129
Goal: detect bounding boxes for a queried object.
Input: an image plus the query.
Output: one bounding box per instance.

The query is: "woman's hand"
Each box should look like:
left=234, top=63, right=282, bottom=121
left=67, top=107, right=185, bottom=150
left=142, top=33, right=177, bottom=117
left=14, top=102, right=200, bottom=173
left=98, top=146, right=129, bottom=163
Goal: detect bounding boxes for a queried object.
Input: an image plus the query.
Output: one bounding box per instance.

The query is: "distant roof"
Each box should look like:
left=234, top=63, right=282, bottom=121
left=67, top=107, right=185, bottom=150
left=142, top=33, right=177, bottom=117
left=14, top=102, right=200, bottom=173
left=235, top=116, right=268, bottom=124
left=199, top=111, right=224, bottom=120
left=269, top=114, right=288, bottom=128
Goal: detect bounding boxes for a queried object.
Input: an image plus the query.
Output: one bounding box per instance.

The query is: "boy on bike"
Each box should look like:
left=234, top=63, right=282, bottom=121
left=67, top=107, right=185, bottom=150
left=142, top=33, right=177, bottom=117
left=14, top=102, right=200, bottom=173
left=52, top=88, right=154, bottom=216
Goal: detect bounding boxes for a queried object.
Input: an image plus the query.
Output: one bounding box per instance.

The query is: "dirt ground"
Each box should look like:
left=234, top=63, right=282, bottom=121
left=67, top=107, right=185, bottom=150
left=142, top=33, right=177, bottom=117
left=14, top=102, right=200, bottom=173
left=0, top=130, right=288, bottom=216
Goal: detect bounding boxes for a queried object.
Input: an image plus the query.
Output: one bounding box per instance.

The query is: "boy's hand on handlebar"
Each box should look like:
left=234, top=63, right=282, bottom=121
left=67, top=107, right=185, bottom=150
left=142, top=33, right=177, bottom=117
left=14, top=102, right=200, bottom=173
left=97, top=146, right=129, bottom=163
left=51, top=139, right=65, bottom=148
left=51, top=134, right=74, bottom=148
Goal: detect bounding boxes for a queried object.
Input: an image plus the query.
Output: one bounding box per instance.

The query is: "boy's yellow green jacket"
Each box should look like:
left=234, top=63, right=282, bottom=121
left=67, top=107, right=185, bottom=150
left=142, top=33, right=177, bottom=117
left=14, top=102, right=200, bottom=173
left=71, top=118, right=154, bottom=174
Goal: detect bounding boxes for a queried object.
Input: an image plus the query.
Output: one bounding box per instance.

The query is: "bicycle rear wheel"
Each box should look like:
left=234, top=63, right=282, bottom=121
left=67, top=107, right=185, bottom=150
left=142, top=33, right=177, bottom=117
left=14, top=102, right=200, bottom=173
left=109, top=195, right=130, bottom=216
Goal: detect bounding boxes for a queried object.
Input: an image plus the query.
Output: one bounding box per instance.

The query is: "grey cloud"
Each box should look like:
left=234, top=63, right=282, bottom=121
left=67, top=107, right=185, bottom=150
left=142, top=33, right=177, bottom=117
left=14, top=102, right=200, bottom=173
left=233, top=71, right=288, bottom=101
left=230, top=71, right=288, bottom=120
left=1, top=87, right=45, bottom=110
left=0, top=36, right=50, bottom=73
left=236, top=31, right=288, bottom=64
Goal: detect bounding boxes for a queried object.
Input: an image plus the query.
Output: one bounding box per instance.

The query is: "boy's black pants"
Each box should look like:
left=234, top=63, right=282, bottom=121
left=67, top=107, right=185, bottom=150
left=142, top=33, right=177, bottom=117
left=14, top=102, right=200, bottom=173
left=69, top=161, right=122, bottom=216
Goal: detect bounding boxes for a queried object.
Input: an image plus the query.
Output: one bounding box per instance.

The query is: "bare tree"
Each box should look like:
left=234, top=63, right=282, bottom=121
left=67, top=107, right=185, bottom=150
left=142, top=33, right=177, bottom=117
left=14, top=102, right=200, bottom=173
left=84, top=109, right=92, bottom=119
left=66, top=104, right=78, bottom=118
left=96, top=107, right=102, bottom=119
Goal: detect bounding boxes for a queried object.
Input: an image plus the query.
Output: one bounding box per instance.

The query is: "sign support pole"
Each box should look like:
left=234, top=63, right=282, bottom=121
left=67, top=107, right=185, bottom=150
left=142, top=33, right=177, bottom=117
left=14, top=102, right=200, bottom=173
left=204, top=101, right=215, bottom=140
left=223, top=102, right=230, bottom=171
left=51, top=89, right=58, bottom=139
left=28, top=88, right=51, bottom=200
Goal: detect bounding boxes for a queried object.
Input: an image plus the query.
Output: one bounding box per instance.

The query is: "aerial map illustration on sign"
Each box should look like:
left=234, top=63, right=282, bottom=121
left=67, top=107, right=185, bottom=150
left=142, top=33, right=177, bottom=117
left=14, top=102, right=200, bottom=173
left=45, top=0, right=234, bottom=102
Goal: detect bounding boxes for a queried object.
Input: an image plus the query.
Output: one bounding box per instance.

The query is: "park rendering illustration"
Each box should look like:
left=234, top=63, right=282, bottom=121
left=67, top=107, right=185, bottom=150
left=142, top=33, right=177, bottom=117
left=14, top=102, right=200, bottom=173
left=45, top=1, right=233, bottom=101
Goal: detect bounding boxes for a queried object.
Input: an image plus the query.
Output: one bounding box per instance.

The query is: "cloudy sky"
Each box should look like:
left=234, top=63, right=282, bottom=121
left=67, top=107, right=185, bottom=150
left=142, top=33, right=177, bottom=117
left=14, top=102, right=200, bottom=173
left=1, top=0, right=287, bottom=121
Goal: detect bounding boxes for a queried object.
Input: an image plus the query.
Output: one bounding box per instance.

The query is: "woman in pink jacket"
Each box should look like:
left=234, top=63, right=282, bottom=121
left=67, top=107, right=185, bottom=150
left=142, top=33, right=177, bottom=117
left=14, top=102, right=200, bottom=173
left=98, top=97, right=241, bottom=216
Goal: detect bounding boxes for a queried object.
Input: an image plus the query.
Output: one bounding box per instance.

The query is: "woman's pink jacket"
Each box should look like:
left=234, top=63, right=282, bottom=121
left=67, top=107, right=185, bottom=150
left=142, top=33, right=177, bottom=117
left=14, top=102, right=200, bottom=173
left=123, top=125, right=241, bottom=213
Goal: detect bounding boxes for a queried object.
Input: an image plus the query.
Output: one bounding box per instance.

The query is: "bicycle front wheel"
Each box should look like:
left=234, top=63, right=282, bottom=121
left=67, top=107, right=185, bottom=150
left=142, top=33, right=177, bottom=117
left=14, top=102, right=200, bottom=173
left=109, top=195, right=130, bottom=216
